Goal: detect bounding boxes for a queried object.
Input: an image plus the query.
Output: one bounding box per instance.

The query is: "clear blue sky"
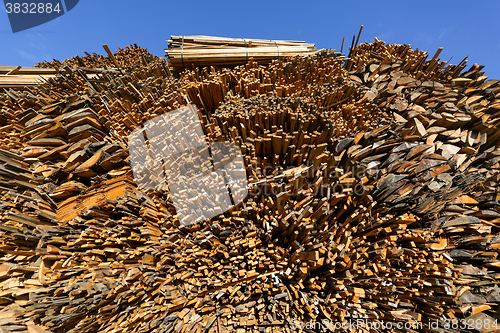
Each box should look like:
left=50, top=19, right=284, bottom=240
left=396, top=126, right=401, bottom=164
left=1, top=0, right=499, bottom=79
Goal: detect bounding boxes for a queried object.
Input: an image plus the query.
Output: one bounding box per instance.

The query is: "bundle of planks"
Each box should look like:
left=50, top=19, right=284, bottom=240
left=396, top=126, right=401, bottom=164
left=165, top=35, right=324, bottom=73
left=0, top=43, right=145, bottom=89
left=0, top=65, right=58, bottom=89
left=0, top=36, right=500, bottom=333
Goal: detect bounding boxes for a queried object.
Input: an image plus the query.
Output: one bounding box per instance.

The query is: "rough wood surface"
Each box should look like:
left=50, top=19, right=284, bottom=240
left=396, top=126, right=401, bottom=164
left=0, top=37, right=500, bottom=332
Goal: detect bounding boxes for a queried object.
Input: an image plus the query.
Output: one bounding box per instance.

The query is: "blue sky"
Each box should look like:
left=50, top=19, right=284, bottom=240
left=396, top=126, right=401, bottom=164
left=1, top=0, right=499, bottom=79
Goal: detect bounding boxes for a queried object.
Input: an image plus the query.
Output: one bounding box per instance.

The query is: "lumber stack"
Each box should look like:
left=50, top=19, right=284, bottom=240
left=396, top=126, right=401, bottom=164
left=36, top=44, right=154, bottom=71
left=0, top=44, right=156, bottom=89
left=0, top=43, right=148, bottom=90
left=166, top=35, right=322, bottom=73
left=0, top=65, right=58, bottom=89
left=0, top=36, right=499, bottom=333
left=178, top=54, right=386, bottom=137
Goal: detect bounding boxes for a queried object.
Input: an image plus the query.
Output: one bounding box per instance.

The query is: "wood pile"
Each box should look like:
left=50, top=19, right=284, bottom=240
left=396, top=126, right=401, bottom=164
left=0, top=66, right=58, bottom=89
left=178, top=52, right=385, bottom=137
left=36, top=44, right=154, bottom=71
left=0, top=36, right=499, bottom=333
left=166, top=36, right=322, bottom=73
left=0, top=44, right=155, bottom=89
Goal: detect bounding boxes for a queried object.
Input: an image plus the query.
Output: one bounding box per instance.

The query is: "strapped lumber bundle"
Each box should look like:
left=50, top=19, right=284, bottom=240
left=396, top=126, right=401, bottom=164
left=166, top=35, right=324, bottom=73
left=0, top=36, right=500, bottom=332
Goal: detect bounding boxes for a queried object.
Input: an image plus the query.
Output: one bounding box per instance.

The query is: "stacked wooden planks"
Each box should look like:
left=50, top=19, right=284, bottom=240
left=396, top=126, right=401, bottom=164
left=36, top=44, right=154, bottom=71
left=0, top=44, right=152, bottom=89
left=179, top=53, right=384, bottom=137
left=0, top=65, right=58, bottom=89
left=0, top=37, right=499, bottom=333
left=166, top=35, right=323, bottom=73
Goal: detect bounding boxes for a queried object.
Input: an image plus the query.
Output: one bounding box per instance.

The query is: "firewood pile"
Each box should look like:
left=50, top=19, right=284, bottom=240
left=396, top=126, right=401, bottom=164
left=165, top=36, right=323, bottom=74
left=0, top=45, right=152, bottom=90
left=0, top=34, right=500, bottom=333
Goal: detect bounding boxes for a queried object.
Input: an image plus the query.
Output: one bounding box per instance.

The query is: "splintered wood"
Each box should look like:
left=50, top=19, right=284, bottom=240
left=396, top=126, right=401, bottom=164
left=0, top=36, right=500, bottom=333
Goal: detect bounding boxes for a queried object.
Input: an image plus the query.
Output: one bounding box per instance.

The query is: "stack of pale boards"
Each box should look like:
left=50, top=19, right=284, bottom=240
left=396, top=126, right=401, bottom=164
left=0, top=36, right=499, bottom=333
